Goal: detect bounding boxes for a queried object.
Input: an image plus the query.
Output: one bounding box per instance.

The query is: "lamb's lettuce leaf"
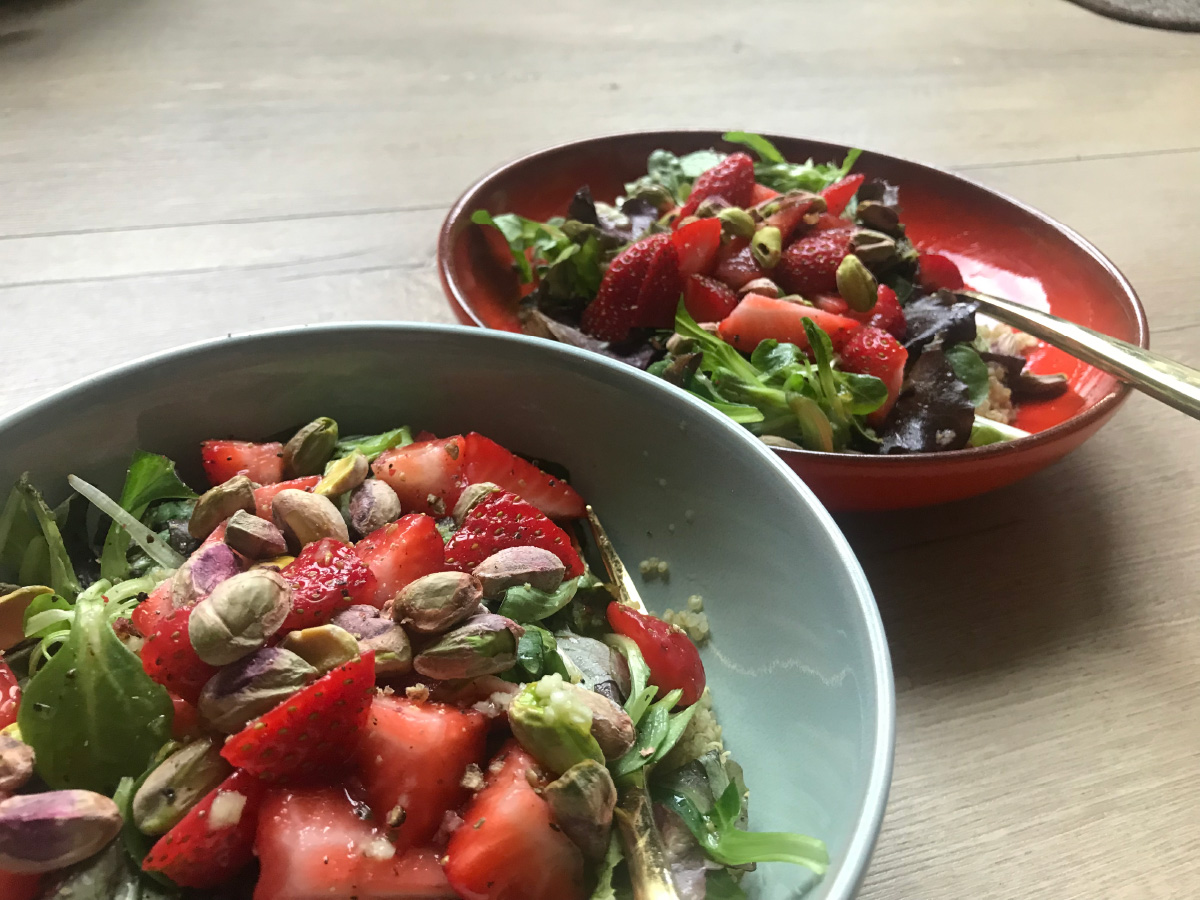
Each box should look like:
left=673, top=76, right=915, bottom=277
left=100, top=451, right=196, bottom=582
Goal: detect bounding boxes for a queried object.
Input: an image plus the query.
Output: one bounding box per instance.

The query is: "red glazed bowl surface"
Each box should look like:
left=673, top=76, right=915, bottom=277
left=437, top=131, right=1148, bottom=511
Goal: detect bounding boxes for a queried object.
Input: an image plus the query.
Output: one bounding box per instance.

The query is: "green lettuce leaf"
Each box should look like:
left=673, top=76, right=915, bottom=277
left=514, top=624, right=572, bottom=681
left=498, top=578, right=580, bottom=623
left=335, top=426, right=412, bottom=461
left=610, top=689, right=696, bottom=779
left=945, top=344, right=992, bottom=407
left=15, top=476, right=80, bottom=600
left=100, top=451, right=197, bottom=583
left=724, top=131, right=861, bottom=194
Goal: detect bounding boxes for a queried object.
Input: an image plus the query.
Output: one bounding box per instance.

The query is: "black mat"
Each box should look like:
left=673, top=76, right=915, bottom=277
left=1069, top=0, right=1200, bottom=31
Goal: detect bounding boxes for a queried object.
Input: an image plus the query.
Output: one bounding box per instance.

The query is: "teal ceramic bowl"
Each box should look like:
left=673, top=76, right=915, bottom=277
left=0, top=323, right=893, bottom=899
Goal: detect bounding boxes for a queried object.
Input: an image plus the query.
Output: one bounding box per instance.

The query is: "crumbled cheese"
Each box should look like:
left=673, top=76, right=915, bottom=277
left=406, top=683, right=430, bottom=703
left=935, top=429, right=956, bottom=448
left=208, top=791, right=246, bottom=831
left=361, top=837, right=396, bottom=861
left=460, top=763, right=485, bottom=792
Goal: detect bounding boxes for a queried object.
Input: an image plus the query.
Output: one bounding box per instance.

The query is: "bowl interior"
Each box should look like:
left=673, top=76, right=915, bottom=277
left=0, top=325, right=893, bottom=900
left=440, top=131, right=1146, bottom=438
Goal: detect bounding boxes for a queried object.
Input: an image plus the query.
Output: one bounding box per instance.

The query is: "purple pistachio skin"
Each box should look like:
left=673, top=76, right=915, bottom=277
left=0, top=790, right=122, bottom=873
left=171, top=542, right=241, bottom=609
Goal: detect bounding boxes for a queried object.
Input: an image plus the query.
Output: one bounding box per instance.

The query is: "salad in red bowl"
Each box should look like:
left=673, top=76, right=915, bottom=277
left=472, top=132, right=1068, bottom=456
left=0, top=417, right=825, bottom=900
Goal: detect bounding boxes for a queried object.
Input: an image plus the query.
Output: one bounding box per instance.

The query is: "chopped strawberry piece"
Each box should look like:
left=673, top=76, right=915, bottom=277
left=372, top=437, right=467, bottom=517
left=608, top=602, right=705, bottom=707
left=671, top=217, right=723, bottom=278
left=820, top=173, right=865, bottom=217
left=676, top=153, right=755, bottom=221
left=718, top=293, right=862, bottom=353
left=0, top=871, right=40, bottom=900
left=443, top=492, right=583, bottom=578
left=813, top=294, right=850, bottom=315
left=750, top=182, right=780, bottom=205
left=444, top=742, right=587, bottom=900
left=279, top=539, right=377, bottom=630
left=0, top=661, right=19, bottom=729
left=142, top=770, right=265, bottom=889
left=917, top=252, right=964, bottom=291
left=712, top=237, right=765, bottom=290
left=356, top=696, right=488, bottom=851
left=775, top=230, right=852, bottom=297
left=221, top=653, right=376, bottom=782
left=460, top=433, right=586, bottom=520
left=169, top=692, right=203, bottom=741
left=861, top=284, right=906, bottom=339
left=140, top=606, right=219, bottom=705
left=630, top=235, right=682, bottom=330
left=255, top=785, right=456, bottom=900
left=683, top=274, right=740, bottom=323
left=354, top=514, right=445, bottom=608
left=764, top=195, right=824, bottom=244
left=130, top=579, right=174, bottom=638
left=200, top=440, right=284, bottom=487
left=254, top=476, right=320, bottom=520
left=580, top=234, right=669, bottom=342
left=840, top=325, right=909, bottom=425
left=812, top=212, right=856, bottom=232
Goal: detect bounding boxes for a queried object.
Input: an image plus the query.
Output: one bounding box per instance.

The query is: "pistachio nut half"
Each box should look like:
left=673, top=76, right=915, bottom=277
left=188, top=568, right=292, bottom=665
left=282, top=417, right=339, bottom=478
left=750, top=225, right=783, bottom=270
left=543, top=760, right=617, bottom=861
left=855, top=200, right=903, bottom=235
left=0, top=790, right=122, bottom=873
left=451, top=482, right=502, bottom=525
left=198, top=647, right=319, bottom=733
left=393, top=571, right=483, bottom=634
left=348, top=479, right=402, bottom=537
left=412, top=613, right=523, bottom=680
left=507, top=674, right=603, bottom=775
left=835, top=253, right=878, bottom=312
left=188, top=475, right=256, bottom=540
left=473, top=546, right=566, bottom=599
left=224, top=509, right=289, bottom=560
left=737, top=277, right=782, bottom=298
left=330, top=605, right=412, bottom=675
left=171, top=542, right=241, bottom=610
left=272, top=489, right=349, bottom=550
left=278, top=624, right=360, bottom=675
left=0, top=734, right=34, bottom=797
left=132, top=737, right=231, bottom=834
left=314, top=451, right=369, bottom=498
left=849, top=228, right=899, bottom=270
left=716, top=206, right=756, bottom=239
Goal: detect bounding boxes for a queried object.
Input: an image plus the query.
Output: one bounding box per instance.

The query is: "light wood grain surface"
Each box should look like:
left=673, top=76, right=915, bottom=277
left=2, top=0, right=1199, bottom=896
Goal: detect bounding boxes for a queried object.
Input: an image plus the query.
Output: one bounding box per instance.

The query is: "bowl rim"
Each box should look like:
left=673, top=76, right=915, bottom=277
left=437, top=128, right=1150, bottom=467
left=0, top=320, right=895, bottom=900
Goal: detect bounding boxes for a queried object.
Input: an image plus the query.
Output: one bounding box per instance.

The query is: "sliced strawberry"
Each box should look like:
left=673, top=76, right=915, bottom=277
left=671, top=217, right=722, bottom=278
left=356, top=696, right=488, bottom=851
left=460, top=433, right=586, bottom=520
left=840, top=326, right=908, bottom=425
left=861, top=284, right=906, bottom=339
left=444, top=742, right=587, bottom=900
left=750, top=182, right=780, bottom=204
left=443, top=492, right=583, bottom=578
left=608, top=602, right=705, bottom=707
left=169, top=692, right=203, bottom=741
left=580, top=234, right=669, bottom=342
left=764, top=195, right=824, bottom=244
left=775, top=230, right=852, bottom=297
left=142, top=770, right=265, bottom=889
left=812, top=212, right=856, bottom=232
left=630, top=236, right=683, bottom=329
left=130, top=579, right=174, bottom=638
left=372, top=437, right=467, bottom=517
left=718, top=293, right=862, bottom=353
left=820, top=173, right=865, bottom=217
left=676, top=153, right=755, bottom=220
left=712, top=237, right=765, bottom=290
left=813, top=294, right=850, bottom=315
left=683, top=274, right=740, bottom=323
left=221, top=653, right=376, bottom=782
left=0, top=661, right=19, bottom=729
left=255, top=785, right=456, bottom=900
left=254, top=476, right=320, bottom=520
left=280, top=538, right=377, bottom=630
left=200, top=440, right=284, bottom=487
left=354, top=514, right=445, bottom=608
left=917, top=252, right=964, bottom=291
left=140, top=606, right=220, bottom=705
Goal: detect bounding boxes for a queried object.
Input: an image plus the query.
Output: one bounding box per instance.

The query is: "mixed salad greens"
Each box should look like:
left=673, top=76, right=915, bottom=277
left=0, top=418, right=826, bottom=900
left=474, top=132, right=1067, bottom=454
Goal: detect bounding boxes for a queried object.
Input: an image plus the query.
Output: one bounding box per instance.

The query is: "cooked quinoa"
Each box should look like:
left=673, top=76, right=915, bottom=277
left=974, top=322, right=1037, bottom=424
left=663, top=595, right=709, bottom=645
left=659, top=687, right=724, bottom=771
left=638, top=556, right=670, bottom=581
left=976, top=361, right=1016, bottom=424
left=977, top=321, right=1040, bottom=356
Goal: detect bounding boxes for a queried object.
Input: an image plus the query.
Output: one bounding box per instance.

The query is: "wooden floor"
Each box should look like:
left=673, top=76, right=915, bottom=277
left=2, top=1, right=1199, bottom=896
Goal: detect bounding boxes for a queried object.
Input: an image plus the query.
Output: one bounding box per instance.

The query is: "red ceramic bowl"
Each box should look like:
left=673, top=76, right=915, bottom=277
left=437, top=131, right=1148, bottom=511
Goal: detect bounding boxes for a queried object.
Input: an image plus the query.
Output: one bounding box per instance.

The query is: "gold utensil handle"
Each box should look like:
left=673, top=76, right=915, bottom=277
left=960, top=290, right=1200, bottom=421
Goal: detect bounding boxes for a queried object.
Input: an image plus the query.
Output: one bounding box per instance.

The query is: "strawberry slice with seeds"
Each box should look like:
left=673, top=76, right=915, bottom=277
left=718, top=293, right=862, bottom=354
left=712, top=237, right=765, bottom=290
left=443, top=492, right=583, bottom=578
left=580, top=234, right=669, bottom=342
left=220, top=653, right=376, bottom=782
left=200, top=440, right=284, bottom=486
left=683, top=274, right=740, bottom=323
left=279, top=538, right=377, bottom=630
left=130, top=578, right=174, bottom=638
left=671, top=217, right=723, bottom=278
left=141, top=769, right=265, bottom=889
left=354, top=514, right=445, bottom=608
left=372, top=436, right=467, bottom=517
left=840, top=325, right=909, bottom=425
left=676, top=153, right=755, bottom=220
left=460, top=433, right=586, bottom=520
left=775, top=230, right=852, bottom=297
left=140, top=606, right=219, bottom=705
left=820, top=173, right=865, bottom=217
left=630, top=236, right=683, bottom=330
left=750, top=182, right=780, bottom=205
left=254, top=475, right=321, bottom=520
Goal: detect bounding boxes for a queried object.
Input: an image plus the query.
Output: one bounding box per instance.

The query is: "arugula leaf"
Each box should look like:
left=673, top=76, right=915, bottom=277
left=945, top=344, right=992, bottom=407
left=18, top=590, right=173, bottom=794
left=724, top=131, right=862, bottom=194
left=100, top=452, right=197, bottom=583
left=335, top=426, right=412, bottom=461
left=498, top=578, right=580, bottom=623
left=15, top=476, right=81, bottom=600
